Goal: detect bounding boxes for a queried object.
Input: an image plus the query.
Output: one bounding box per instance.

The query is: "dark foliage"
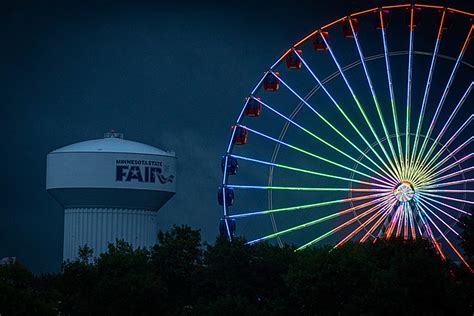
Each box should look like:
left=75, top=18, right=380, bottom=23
left=0, top=225, right=472, bottom=315
left=460, top=214, right=474, bottom=264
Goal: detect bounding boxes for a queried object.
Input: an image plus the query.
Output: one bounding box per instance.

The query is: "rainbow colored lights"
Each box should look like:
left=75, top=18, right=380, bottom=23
left=220, top=4, right=473, bottom=272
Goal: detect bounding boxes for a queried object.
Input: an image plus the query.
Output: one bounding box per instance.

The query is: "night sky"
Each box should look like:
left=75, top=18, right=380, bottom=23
left=2, top=0, right=473, bottom=272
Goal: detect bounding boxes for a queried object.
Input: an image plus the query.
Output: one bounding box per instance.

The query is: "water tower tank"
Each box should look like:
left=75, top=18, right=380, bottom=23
left=46, top=132, right=177, bottom=261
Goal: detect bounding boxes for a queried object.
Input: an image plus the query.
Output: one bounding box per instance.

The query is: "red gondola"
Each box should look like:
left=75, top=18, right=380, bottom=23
left=263, top=72, right=280, bottom=91
left=374, top=10, right=390, bottom=29
left=232, top=126, right=248, bottom=145
left=313, top=32, right=329, bottom=51
left=286, top=50, right=303, bottom=69
left=244, top=97, right=262, bottom=116
left=342, top=17, right=359, bottom=38
left=406, top=7, right=422, bottom=28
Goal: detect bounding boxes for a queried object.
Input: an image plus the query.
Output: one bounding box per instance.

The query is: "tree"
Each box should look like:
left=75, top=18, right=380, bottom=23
left=150, top=225, right=203, bottom=314
left=199, top=236, right=295, bottom=315
left=460, top=212, right=474, bottom=264
left=0, top=261, right=56, bottom=315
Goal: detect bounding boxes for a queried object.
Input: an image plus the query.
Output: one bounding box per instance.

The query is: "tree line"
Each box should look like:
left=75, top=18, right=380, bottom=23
left=1, top=217, right=473, bottom=315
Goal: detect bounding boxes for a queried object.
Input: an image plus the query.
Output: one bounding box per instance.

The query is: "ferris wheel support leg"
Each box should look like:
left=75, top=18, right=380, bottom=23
left=407, top=202, right=416, bottom=240
left=360, top=206, right=397, bottom=243
left=377, top=202, right=400, bottom=238
left=359, top=203, right=394, bottom=243
left=395, top=204, right=405, bottom=238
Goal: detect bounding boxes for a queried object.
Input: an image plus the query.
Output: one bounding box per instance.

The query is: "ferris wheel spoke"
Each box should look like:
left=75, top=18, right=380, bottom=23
left=318, top=33, right=400, bottom=180
left=420, top=165, right=474, bottom=188
left=247, top=195, right=392, bottom=245
left=270, top=71, right=400, bottom=182
left=412, top=115, right=473, bottom=185
left=220, top=6, right=472, bottom=264
left=349, top=18, right=403, bottom=178
left=237, top=124, right=392, bottom=185
left=229, top=154, right=393, bottom=189
left=410, top=10, right=446, bottom=178
left=418, top=204, right=470, bottom=269
left=227, top=185, right=389, bottom=193
left=418, top=191, right=474, bottom=205
left=256, top=98, right=398, bottom=185
left=414, top=82, right=473, bottom=181
left=292, top=49, right=400, bottom=180
left=405, top=6, right=416, bottom=179
left=421, top=137, right=473, bottom=182
left=416, top=197, right=461, bottom=231
left=419, top=153, right=473, bottom=186
left=293, top=45, right=402, bottom=179
left=295, top=197, right=394, bottom=251
left=422, top=178, right=474, bottom=190
left=335, top=199, right=395, bottom=247
left=413, top=26, right=473, bottom=172
left=379, top=10, right=405, bottom=176
left=417, top=193, right=472, bottom=216
left=230, top=191, right=390, bottom=219
left=420, top=189, right=474, bottom=194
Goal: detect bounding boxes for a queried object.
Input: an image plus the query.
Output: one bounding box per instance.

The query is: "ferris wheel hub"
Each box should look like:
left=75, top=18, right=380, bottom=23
left=393, top=181, right=415, bottom=202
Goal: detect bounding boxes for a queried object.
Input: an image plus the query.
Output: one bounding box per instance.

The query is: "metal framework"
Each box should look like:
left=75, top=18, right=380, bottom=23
left=220, top=4, right=473, bottom=271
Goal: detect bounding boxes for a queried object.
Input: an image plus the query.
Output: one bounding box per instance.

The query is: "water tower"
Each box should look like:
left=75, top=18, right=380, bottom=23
left=46, top=132, right=177, bottom=261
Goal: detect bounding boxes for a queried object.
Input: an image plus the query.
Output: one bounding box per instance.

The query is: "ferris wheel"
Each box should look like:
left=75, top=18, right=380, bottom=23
left=218, top=4, right=473, bottom=271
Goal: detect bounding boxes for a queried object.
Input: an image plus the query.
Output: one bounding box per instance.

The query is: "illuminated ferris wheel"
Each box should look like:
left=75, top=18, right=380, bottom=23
left=218, top=4, right=473, bottom=271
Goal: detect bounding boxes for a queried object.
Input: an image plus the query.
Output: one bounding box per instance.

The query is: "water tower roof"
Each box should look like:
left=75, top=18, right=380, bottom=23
left=51, top=133, right=174, bottom=157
